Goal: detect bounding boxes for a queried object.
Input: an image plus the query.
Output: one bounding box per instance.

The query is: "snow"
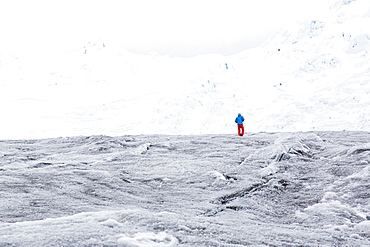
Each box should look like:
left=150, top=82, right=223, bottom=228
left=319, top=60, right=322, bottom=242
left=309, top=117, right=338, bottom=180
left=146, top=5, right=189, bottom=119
left=1, top=0, right=370, bottom=246
left=117, top=232, right=179, bottom=247
left=1, top=0, right=370, bottom=140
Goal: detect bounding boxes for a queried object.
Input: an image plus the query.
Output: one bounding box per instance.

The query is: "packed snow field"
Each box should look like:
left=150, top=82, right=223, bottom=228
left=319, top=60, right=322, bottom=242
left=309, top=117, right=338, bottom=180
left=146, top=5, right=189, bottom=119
left=0, top=131, right=370, bottom=246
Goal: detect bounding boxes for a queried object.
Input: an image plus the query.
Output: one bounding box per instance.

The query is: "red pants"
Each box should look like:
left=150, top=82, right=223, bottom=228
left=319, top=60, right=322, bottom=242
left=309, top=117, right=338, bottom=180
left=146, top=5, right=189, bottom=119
left=237, top=125, right=244, bottom=136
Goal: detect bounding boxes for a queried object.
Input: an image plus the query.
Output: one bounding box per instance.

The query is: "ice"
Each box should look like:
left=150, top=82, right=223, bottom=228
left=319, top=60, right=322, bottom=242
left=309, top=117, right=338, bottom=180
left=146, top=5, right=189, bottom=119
left=1, top=132, right=370, bottom=246
left=0, top=208, right=178, bottom=246
left=259, top=163, right=279, bottom=177
left=355, top=220, right=370, bottom=233
left=117, top=232, right=179, bottom=247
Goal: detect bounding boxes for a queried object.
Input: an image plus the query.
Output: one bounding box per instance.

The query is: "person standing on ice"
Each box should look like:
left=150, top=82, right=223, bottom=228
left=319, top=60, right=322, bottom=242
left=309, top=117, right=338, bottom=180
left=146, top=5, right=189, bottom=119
left=235, top=113, right=245, bottom=136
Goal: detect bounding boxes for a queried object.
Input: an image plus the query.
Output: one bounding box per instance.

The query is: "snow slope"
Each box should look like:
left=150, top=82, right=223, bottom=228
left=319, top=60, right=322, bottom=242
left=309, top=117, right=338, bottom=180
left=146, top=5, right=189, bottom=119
left=1, top=0, right=370, bottom=139
left=251, top=0, right=370, bottom=132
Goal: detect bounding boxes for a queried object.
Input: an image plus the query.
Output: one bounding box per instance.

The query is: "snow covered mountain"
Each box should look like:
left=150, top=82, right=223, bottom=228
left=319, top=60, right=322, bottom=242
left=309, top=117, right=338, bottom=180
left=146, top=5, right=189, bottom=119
left=1, top=0, right=370, bottom=139
left=250, top=0, right=370, bottom=132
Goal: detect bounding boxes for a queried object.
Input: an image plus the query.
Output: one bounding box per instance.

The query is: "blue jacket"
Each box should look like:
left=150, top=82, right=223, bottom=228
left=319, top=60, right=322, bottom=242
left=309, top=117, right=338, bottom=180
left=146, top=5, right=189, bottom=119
left=235, top=114, right=245, bottom=125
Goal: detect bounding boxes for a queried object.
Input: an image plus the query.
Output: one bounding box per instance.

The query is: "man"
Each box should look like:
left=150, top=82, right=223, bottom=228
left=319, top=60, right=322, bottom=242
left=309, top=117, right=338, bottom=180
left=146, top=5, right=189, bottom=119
left=235, top=113, right=245, bottom=136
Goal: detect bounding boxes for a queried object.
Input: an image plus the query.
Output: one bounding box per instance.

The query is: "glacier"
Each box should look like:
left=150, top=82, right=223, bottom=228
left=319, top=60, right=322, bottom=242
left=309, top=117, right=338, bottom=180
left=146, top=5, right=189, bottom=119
left=1, top=0, right=370, bottom=246
left=0, top=132, right=370, bottom=246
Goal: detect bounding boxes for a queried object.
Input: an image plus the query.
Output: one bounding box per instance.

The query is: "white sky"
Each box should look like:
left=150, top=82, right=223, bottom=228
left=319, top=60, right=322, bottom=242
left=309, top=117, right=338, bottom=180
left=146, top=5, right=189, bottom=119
left=1, top=0, right=334, bottom=57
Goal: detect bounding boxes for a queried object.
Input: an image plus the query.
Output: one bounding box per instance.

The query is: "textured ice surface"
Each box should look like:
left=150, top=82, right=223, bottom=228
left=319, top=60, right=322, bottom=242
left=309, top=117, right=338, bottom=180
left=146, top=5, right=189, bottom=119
left=1, top=131, right=370, bottom=246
